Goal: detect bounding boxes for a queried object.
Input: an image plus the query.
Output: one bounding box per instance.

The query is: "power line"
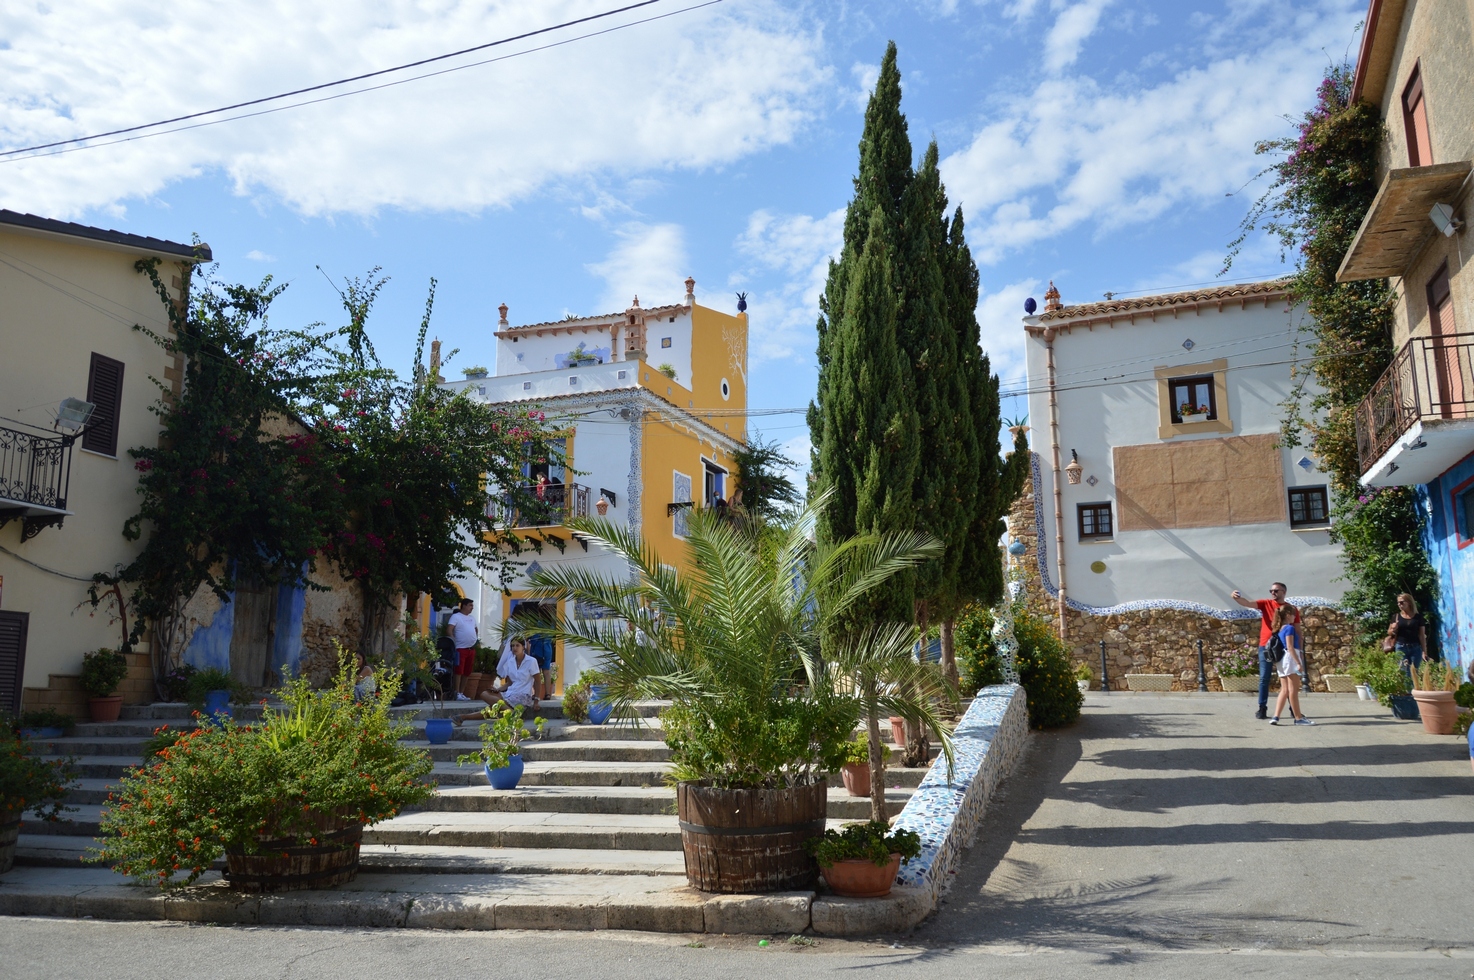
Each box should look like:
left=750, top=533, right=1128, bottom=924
left=1, top=0, right=720, bottom=163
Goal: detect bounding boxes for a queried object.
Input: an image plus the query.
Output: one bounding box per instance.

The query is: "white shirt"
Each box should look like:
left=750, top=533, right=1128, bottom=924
left=447, top=611, right=478, bottom=649
left=499, top=652, right=540, bottom=700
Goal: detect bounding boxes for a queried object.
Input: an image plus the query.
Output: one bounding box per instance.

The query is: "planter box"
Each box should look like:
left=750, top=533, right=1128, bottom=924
left=1125, top=674, right=1174, bottom=692
left=1323, top=674, right=1357, bottom=693
left=1219, top=675, right=1259, bottom=693
left=677, top=780, right=827, bottom=893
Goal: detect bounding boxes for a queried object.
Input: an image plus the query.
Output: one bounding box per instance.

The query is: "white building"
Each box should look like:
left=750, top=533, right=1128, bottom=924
left=443, top=281, right=748, bottom=690
left=1021, top=280, right=1345, bottom=620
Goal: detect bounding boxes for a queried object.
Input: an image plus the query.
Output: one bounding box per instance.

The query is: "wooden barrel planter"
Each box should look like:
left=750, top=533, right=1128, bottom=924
left=0, top=810, right=19, bottom=875
left=224, top=815, right=363, bottom=892
left=677, top=780, right=827, bottom=893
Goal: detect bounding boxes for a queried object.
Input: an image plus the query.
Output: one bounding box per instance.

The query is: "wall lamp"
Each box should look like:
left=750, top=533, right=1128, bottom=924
left=1430, top=203, right=1463, bottom=238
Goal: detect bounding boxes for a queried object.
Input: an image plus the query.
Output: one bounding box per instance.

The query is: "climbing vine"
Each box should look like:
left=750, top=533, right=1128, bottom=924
left=1229, top=63, right=1436, bottom=643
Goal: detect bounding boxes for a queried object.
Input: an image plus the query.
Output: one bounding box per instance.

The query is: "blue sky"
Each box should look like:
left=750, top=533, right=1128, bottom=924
left=2, top=0, right=1366, bottom=470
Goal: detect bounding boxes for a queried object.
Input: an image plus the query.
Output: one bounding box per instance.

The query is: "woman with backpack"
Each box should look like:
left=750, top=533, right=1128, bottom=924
left=1269, top=603, right=1313, bottom=726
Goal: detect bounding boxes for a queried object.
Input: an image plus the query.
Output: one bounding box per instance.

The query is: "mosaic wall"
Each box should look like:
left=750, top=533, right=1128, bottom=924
left=892, top=684, right=1028, bottom=902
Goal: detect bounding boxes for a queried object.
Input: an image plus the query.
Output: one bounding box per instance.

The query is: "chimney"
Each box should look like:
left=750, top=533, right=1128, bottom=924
left=429, top=338, right=442, bottom=383
left=1044, top=281, right=1062, bottom=312
left=498, top=303, right=509, bottom=328
left=684, top=277, right=695, bottom=307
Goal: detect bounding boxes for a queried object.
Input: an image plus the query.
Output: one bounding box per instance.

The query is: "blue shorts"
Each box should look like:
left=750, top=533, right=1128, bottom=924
left=527, top=637, right=554, bottom=672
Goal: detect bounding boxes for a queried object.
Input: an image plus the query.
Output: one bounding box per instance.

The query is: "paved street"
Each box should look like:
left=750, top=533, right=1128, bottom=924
left=5, top=693, right=1470, bottom=979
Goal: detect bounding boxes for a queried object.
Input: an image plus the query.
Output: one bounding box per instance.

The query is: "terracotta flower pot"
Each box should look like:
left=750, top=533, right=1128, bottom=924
left=841, top=762, right=870, bottom=798
left=821, top=853, right=902, bottom=898
left=888, top=716, right=905, bottom=746
left=87, top=696, right=123, bottom=723
left=1411, top=689, right=1458, bottom=735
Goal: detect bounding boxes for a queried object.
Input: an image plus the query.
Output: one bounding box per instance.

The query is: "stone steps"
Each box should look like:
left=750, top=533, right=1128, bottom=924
left=408, top=784, right=912, bottom=818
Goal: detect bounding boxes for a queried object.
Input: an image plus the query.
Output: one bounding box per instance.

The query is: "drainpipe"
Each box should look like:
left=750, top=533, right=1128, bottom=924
left=1045, top=327, right=1069, bottom=644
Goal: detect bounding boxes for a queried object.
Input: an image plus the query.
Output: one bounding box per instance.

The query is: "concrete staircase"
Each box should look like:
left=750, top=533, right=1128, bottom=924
left=16, top=700, right=929, bottom=879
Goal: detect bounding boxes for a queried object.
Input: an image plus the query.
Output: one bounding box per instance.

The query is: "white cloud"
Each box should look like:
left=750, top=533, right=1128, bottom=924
left=976, top=277, right=1040, bottom=386
left=733, top=207, right=845, bottom=364
left=1043, top=0, right=1113, bottom=73
left=940, top=1, right=1361, bottom=265
left=244, top=249, right=275, bottom=262
left=587, top=222, right=687, bottom=314
left=0, top=1, right=828, bottom=218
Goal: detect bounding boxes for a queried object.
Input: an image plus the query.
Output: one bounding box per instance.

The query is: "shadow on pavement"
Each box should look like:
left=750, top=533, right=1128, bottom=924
left=1059, top=773, right=1471, bottom=812
left=1088, top=741, right=1464, bottom=771
left=1020, top=818, right=1474, bottom=848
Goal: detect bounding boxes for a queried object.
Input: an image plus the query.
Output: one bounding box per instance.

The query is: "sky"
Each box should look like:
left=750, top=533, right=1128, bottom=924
left=1, top=0, right=1368, bottom=476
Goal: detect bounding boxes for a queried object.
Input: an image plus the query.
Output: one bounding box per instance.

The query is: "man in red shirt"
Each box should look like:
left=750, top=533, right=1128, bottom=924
left=1232, top=583, right=1301, bottom=719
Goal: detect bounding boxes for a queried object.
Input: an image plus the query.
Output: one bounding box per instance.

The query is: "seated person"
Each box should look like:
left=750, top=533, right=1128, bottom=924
left=457, top=637, right=539, bottom=723
left=353, top=651, right=377, bottom=701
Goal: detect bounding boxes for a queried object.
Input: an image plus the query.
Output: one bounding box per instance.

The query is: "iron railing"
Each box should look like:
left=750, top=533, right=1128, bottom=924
left=488, top=481, right=591, bottom=528
left=0, top=422, right=73, bottom=513
left=1356, top=332, right=1474, bottom=472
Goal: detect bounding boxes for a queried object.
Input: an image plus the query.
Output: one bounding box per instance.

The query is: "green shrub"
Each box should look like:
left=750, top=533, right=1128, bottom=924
left=1455, top=682, right=1474, bottom=711
left=456, top=702, right=545, bottom=770
left=17, top=709, right=76, bottom=734
left=955, top=606, right=1083, bottom=728
left=1348, top=646, right=1409, bottom=706
left=803, top=820, right=921, bottom=868
left=1, top=728, right=77, bottom=821
left=79, top=648, right=130, bottom=698
left=1215, top=644, right=1259, bottom=678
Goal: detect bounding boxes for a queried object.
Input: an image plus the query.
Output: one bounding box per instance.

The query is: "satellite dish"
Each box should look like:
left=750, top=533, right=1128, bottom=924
left=1023, top=297, right=1037, bottom=314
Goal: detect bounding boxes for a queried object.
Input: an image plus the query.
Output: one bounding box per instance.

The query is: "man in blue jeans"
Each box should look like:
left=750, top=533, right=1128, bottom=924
left=1232, top=583, right=1301, bottom=720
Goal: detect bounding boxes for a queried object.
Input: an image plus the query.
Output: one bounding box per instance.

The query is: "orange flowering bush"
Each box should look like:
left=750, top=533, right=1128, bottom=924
left=1, top=728, right=77, bottom=822
left=91, top=651, right=432, bottom=887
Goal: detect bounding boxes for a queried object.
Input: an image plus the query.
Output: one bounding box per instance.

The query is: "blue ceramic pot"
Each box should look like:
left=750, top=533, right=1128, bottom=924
left=1389, top=694, right=1420, bottom=721
left=424, top=718, right=454, bottom=744
left=484, top=755, right=524, bottom=790
left=203, top=690, right=232, bottom=722
left=18, top=727, right=64, bottom=740
left=586, top=685, right=613, bottom=726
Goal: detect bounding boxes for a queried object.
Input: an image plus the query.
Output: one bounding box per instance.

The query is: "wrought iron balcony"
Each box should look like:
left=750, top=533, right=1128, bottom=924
left=487, top=481, right=591, bottom=529
left=1356, top=332, right=1474, bottom=486
left=0, top=421, right=77, bottom=540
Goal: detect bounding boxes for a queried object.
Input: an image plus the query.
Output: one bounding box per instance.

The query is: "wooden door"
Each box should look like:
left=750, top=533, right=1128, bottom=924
left=1428, top=264, right=1466, bottom=418
left=0, top=610, right=28, bottom=714
left=229, top=577, right=278, bottom=689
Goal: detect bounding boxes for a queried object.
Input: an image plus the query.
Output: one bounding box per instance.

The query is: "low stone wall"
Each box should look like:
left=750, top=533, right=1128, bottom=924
left=892, top=684, right=1028, bottom=902
left=1008, top=479, right=1359, bottom=692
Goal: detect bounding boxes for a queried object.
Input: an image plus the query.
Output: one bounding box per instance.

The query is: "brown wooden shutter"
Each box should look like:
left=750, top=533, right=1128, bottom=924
left=0, top=610, right=29, bottom=714
left=83, top=352, right=125, bottom=456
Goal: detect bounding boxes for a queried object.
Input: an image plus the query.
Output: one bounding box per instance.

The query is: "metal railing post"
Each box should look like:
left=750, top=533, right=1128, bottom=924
left=1196, top=638, right=1208, bottom=692
left=1099, top=639, right=1109, bottom=693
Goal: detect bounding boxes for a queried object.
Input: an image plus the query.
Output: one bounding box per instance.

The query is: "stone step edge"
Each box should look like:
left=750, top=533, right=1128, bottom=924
left=0, top=866, right=931, bottom=937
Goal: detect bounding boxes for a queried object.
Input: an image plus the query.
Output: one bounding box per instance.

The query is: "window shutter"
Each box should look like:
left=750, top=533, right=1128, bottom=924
left=83, top=353, right=125, bottom=456
left=0, top=611, right=29, bottom=714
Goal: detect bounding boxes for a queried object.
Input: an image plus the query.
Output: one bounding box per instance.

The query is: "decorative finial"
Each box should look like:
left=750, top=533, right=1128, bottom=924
left=1044, top=281, right=1062, bottom=312
left=497, top=302, right=509, bottom=326
left=736, top=291, right=748, bottom=313
left=631, top=295, right=641, bottom=308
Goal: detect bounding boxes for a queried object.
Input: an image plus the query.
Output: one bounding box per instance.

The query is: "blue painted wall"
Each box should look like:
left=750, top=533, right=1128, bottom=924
left=1419, top=455, right=1474, bottom=675
left=182, top=579, right=308, bottom=682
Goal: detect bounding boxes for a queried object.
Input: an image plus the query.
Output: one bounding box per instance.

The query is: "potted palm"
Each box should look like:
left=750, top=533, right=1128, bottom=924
left=510, top=493, right=946, bottom=892
left=457, top=702, right=545, bottom=789
left=80, top=648, right=131, bottom=722
left=1, top=728, right=78, bottom=874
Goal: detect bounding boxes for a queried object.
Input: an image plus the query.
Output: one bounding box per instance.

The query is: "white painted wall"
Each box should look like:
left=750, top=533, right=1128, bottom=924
left=1022, top=295, right=1345, bottom=609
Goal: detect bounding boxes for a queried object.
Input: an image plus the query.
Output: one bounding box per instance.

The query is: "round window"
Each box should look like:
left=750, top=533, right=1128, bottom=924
left=720, top=378, right=731, bottom=400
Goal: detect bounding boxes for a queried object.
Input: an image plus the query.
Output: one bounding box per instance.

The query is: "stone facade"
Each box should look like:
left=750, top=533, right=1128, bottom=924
left=1009, top=482, right=1358, bottom=692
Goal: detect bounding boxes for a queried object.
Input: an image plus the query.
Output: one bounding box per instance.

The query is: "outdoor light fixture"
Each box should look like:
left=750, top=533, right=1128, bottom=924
left=1404, top=436, right=1428, bottom=451
left=1065, top=450, right=1083, bottom=485
left=1430, top=203, right=1463, bottom=238
left=55, top=397, right=94, bottom=433
left=1387, top=462, right=1400, bottom=474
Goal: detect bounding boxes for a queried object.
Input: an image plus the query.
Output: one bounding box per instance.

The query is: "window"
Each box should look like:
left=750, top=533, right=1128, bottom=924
left=1077, top=503, right=1113, bottom=540
left=1455, top=479, right=1474, bottom=546
left=1167, top=375, right=1216, bottom=423
left=703, top=459, right=727, bottom=506
left=82, top=352, right=124, bottom=456
left=1402, top=64, right=1433, bottom=167
left=1288, top=486, right=1330, bottom=528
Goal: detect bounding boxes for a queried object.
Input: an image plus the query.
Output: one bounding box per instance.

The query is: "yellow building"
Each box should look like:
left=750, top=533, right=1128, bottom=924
left=0, top=210, right=208, bottom=717
left=443, top=279, right=748, bottom=690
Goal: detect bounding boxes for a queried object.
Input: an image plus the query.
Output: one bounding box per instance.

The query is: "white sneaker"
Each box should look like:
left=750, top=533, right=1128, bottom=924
left=1268, top=717, right=1279, bottom=725
left=1293, top=717, right=1315, bottom=726
left=455, top=693, right=470, bottom=701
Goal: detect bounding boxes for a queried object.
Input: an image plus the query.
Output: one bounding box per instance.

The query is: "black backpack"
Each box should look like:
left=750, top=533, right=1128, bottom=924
left=1266, top=631, right=1287, bottom=663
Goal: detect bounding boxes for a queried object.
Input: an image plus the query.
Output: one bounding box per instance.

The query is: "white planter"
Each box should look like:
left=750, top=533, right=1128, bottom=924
left=1076, top=680, right=1091, bottom=693
left=1220, top=675, right=1259, bottom=693
left=1323, top=674, right=1357, bottom=694
left=1355, top=683, right=1373, bottom=701
left=1125, top=673, right=1174, bottom=692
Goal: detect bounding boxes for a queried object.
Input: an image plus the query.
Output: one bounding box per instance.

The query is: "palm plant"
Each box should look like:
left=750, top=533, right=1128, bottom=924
left=506, top=491, right=956, bottom=817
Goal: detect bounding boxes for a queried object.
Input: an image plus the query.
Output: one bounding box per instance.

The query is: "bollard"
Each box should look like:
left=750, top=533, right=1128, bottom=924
left=1196, top=638, right=1208, bottom=692
left=1099, top=639, right=1109, bottom=693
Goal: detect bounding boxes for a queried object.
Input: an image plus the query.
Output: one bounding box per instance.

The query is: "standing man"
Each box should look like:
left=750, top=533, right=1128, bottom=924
left=447, top=597, right=479, bottom=698
left=1232, top=583, right=1301, bottom=720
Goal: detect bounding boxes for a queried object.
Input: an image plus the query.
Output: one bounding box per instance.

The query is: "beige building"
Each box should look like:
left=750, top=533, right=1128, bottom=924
left=1336, top=0, right=1473, bottom=671
left=0, top=210, right=207, bottom=717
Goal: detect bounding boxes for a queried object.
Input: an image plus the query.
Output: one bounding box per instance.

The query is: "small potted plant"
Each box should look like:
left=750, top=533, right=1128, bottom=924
left=461, top=365, right=490, bottom=379
left=803, top=820, right=922, bottom=898
left=839, top=736, right=871, bottom=798
left=457, top=701, right=545, bottom=790
left=1177, top=403, right=1211, bottom=422
left=1350, top=646, right=1414, bottom=716
left=1410, top=659, right=1462, bottom=735
left=185, top=667, right=244, bottom=722
left=159, top=663, right=198, bottom=703
left=80, top=648, right=131, bottom=722
left=1, top=727, right=78, bottom=874
left=562, top=670, right=599, bottom=724
left=16, top=709, right=76, bottom=739
left=656, top=363, right=678, bottom=381
left=1215, top=645, right=1260, bottom=693
left=1074, top=662, right=1093, bottom=693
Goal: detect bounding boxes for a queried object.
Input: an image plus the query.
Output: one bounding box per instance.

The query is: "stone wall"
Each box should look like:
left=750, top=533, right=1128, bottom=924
left=1009, top=481, right=1359, bottom=692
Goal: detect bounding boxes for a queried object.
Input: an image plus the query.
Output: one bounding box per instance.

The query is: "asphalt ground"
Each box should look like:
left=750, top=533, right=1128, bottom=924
left=5, top=692, right=1470, bottom=979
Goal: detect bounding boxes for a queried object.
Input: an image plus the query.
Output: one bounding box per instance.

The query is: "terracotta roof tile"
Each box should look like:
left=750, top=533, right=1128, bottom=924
left=502, top=303, right=688, bottom=334
left=1038, top=279, right=1291, bottom=321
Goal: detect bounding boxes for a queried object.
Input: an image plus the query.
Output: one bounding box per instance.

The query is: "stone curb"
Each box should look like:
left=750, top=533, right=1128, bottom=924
left=0, top=868, right=932, bottom=936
